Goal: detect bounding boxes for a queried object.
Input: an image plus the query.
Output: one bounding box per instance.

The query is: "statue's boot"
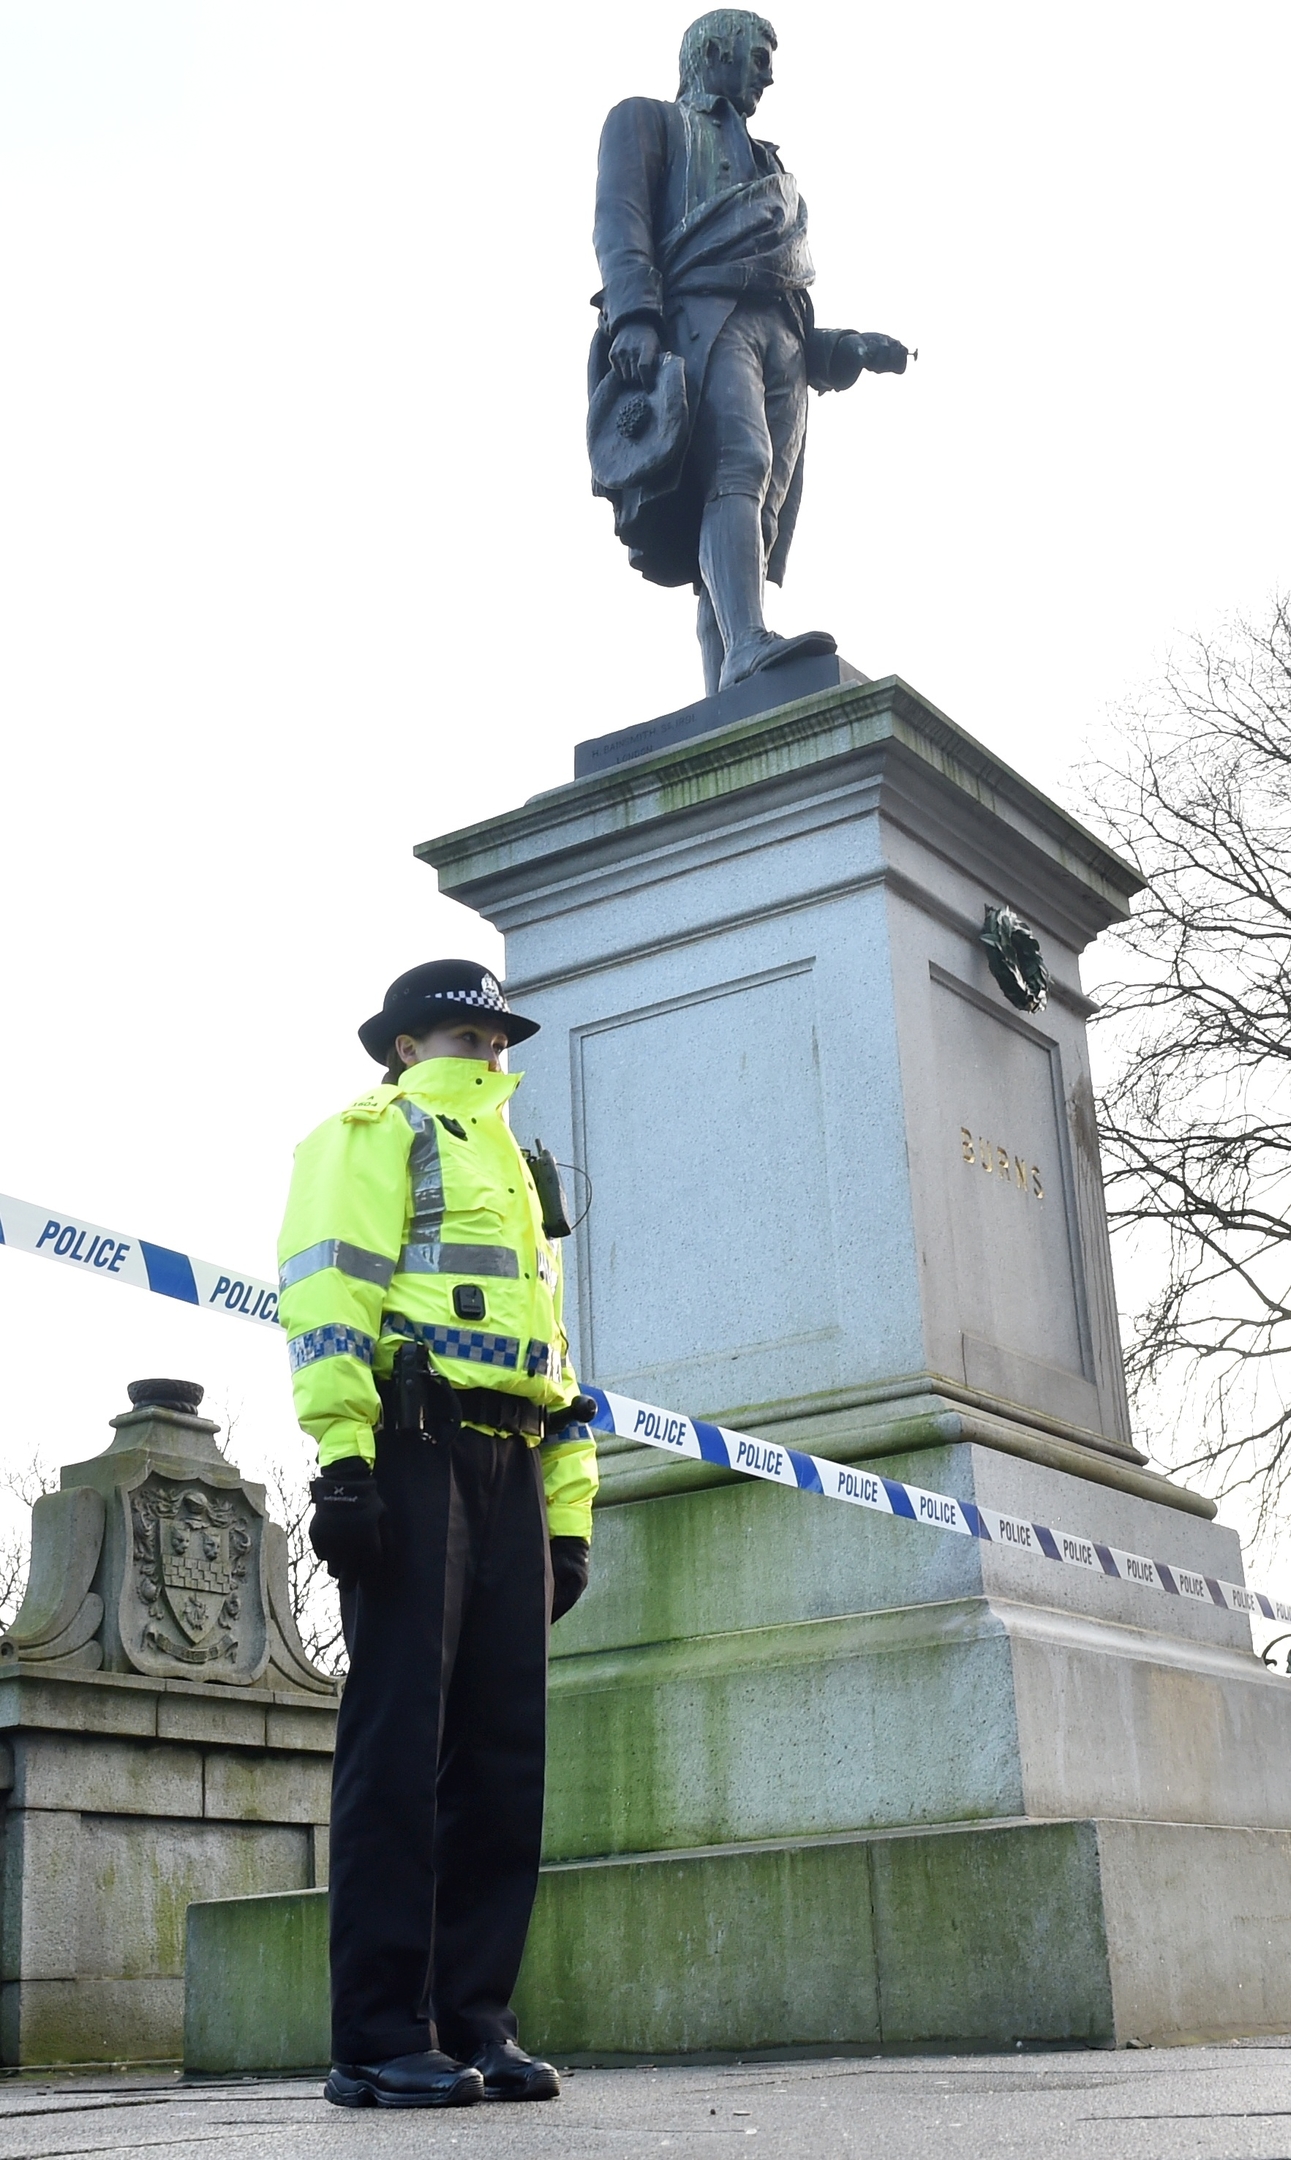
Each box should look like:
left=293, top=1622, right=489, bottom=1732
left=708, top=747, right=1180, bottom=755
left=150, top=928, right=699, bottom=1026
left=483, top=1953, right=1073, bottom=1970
left=699, top=494, right=838, bottom=693
left=697, top=589, right=725, bottom=697
left=718, top=627, right=838, bottom=692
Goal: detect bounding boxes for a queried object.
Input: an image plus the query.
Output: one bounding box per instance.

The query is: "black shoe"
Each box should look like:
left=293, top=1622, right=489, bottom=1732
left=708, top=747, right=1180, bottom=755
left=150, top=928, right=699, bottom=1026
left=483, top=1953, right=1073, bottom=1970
left=470, top=2037, right=560, bottom=2101
left=324, top=2051, right=485, bottom=2108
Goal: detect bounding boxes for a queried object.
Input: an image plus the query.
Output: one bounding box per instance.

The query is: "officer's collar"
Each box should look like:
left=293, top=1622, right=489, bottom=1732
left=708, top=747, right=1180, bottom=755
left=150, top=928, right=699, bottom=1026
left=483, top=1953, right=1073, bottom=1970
left=397, top=1057, right=521, bottom=1109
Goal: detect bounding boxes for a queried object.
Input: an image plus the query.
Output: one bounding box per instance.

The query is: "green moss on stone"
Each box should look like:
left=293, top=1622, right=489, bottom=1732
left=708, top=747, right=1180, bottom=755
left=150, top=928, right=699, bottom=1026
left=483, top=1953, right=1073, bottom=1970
left=514, top=1820, right=1115, bottom=2058
left=184, top=1889, right=329, bottom=2074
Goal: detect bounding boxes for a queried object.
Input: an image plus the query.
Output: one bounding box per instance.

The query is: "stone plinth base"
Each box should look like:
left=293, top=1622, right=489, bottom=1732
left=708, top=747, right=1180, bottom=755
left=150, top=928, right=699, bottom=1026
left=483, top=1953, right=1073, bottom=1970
left=543, top=1439, right=1290, bottom=1860
left=185, top=1887, right=329, bottom=2074
left=0, top=1667, right=335, bottom=2065
left=182, top=1815, right=1291, bottom=2069
left=184, top=1436, right=1291, bottom=2068
left=522, top=1436, right=1291, bottom=2058
left=572, top=652, right=867, bottom=777
left=515, top=1817, right=1291, bottom=2056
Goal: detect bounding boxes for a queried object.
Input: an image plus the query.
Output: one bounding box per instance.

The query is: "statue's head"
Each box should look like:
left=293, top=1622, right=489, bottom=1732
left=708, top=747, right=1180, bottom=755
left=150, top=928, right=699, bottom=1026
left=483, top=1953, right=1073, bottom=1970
left=678, top=11, right=777, bottom=116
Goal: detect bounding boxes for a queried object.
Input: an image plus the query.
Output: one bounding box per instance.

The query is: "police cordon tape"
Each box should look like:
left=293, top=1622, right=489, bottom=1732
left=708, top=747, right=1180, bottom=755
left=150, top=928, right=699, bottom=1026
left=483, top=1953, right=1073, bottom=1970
left=3, top=1187, right=1287, bottom=1628
left=580, top=1385, right=1291, bottom=1628
left=0, top=1192, right=279, bottom=1328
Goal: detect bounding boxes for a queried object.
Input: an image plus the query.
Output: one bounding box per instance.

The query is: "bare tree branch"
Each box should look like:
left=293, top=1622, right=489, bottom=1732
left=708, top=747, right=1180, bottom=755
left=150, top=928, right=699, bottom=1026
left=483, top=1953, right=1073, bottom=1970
left=1078, top=596, right=1291, bottom=1528
left=265, top=1459, right=347, bottom=1678
left=0, top=1456, right=60, bottom=1636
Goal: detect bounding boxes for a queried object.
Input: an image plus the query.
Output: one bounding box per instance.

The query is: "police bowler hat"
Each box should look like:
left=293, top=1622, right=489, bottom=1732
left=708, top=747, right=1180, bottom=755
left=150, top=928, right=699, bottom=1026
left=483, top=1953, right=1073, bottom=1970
left=359, top=960, right=540, bottom=1062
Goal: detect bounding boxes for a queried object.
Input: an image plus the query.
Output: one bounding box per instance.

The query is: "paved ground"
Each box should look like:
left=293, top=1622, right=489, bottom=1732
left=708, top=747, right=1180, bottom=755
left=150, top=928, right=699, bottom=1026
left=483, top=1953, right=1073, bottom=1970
left=4, top=2044, right=1291, bottom=2160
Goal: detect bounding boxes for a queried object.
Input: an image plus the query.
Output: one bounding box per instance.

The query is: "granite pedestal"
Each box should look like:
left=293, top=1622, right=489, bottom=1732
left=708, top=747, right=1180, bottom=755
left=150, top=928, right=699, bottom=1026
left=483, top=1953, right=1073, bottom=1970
left=180, top=673, right=1291, bottom=2071
left=416, top=673, right=1291, bottom=2053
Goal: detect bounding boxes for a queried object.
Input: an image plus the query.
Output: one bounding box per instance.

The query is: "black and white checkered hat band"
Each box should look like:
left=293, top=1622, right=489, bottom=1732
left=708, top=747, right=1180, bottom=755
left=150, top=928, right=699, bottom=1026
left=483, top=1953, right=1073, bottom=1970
left=434, top=982, right=508, bottom=1014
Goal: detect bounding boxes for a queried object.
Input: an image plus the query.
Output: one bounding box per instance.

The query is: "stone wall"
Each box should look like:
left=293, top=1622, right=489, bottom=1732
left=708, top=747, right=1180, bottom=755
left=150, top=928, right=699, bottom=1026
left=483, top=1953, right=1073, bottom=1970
left=0, top=1380, right=337, bottom=2065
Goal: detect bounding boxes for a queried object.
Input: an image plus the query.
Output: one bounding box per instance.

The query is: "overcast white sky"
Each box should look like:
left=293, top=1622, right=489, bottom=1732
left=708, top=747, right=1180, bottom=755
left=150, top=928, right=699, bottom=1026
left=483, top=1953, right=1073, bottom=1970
left=1, top=4, right=1288, bottom=1586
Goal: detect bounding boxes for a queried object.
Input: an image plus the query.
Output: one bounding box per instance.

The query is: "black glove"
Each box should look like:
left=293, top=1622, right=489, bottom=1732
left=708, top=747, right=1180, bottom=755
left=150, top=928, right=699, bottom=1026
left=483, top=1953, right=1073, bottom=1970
left=309, top=1457, right=386, bottom=1591
left=546, top=1394, right=599, bottom=1437
left=550, top=1535, right=590, bottom=1622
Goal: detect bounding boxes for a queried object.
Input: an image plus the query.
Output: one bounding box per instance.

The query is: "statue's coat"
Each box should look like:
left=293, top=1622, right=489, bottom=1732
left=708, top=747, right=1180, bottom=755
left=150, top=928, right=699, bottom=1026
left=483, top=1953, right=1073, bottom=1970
left=591, top=94, right=856, bottom=590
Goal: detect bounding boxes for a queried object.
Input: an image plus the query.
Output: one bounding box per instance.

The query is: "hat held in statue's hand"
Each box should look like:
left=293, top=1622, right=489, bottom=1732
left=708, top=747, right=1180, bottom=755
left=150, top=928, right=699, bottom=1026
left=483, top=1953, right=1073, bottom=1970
left=588, top=351, right=689, bottom=492
left=359, top=959, right=540, bottom=1062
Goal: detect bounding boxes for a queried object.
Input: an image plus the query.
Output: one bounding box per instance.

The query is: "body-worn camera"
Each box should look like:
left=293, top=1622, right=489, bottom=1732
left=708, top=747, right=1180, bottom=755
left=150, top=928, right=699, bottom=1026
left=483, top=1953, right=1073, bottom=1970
left=522, top=1140, right=573, bottom=1239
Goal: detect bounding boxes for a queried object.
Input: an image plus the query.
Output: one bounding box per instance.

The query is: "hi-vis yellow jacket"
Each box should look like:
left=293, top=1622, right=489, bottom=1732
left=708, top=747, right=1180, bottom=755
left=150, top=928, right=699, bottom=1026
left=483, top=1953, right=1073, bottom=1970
left=277, top=1057, right=598, bottom=1541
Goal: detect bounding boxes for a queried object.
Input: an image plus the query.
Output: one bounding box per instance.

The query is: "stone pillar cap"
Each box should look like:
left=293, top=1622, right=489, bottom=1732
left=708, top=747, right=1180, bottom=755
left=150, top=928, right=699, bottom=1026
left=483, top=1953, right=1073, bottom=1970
left=126, top=1379, right=205, bottom=1413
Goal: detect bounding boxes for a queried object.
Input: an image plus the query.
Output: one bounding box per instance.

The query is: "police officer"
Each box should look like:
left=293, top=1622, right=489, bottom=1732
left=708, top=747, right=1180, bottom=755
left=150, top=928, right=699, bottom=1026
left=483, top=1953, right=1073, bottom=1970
left=278, top=960, right=599, bottom=2110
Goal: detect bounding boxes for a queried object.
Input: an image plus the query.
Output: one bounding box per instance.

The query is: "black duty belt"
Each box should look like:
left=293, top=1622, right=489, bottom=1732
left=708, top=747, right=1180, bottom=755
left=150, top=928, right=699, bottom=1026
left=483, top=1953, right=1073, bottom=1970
left=454, top=1386, right=546, bottom=1440
left=376, top=1366, right=546, bottom=1442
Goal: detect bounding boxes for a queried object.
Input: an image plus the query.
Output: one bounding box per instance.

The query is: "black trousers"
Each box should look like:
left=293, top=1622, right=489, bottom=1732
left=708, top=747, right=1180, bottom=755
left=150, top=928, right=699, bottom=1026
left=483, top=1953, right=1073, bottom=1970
left=328, top=1425, right=551, bottom=2066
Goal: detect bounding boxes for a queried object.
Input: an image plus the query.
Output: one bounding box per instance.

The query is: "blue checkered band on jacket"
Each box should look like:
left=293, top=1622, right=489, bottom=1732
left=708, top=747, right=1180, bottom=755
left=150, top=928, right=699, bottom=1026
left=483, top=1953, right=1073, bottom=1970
left=287, top=1323, right=376, bottom=1372
left=526, top=1338, right=562, bottom=1382
left=541, top=1423, right=594, bottom=1447
left=382, top=1314, right=521, bottom=1370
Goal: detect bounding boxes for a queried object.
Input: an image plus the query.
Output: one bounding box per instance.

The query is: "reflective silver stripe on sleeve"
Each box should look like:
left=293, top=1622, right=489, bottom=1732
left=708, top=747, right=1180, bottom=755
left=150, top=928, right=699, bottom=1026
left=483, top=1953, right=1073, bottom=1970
left=397, top=1243, right=519, bottom=1278
left=279, top=1240, right=397, bottom=1292
left=398, top=1099, right=446, bottom=1246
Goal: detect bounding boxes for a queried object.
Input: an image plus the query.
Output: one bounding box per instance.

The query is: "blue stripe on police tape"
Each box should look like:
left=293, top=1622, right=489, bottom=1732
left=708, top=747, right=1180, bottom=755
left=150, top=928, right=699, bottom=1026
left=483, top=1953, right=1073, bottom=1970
left=580, top=1385, right=1291, bottom=1629
left=692, top=1419, right=728, bottom=1468
left=883, top=1478, right=917, bottom=1520
left=140, top=1242, right=199, bottom=1306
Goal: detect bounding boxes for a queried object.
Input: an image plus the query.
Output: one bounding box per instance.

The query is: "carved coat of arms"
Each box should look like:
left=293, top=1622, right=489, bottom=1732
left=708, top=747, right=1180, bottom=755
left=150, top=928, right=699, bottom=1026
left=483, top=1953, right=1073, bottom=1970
left=125, top=1474, right=268, bottom=1684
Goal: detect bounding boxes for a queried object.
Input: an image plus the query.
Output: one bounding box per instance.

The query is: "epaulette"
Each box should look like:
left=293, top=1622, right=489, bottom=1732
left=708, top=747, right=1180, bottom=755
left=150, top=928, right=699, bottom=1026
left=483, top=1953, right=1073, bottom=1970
left=341, top=1084, right=402, bottom=1125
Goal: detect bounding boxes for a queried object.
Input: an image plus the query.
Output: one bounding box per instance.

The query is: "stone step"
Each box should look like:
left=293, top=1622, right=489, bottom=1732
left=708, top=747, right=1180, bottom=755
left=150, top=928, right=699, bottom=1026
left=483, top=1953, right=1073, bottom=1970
left=183, top=1815, right=1291, bottom=2070
left=184, top=1886, right=329, bottom=2075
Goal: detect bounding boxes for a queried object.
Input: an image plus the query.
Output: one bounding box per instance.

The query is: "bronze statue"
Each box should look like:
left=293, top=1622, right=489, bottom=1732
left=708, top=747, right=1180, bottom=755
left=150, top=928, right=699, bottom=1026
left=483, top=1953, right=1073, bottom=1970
left=589, top=11, right=909, bottom=695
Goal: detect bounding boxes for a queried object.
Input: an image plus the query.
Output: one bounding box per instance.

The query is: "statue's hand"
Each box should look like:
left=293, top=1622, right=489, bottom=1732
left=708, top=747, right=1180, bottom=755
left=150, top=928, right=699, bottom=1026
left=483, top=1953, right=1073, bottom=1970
left=610, top=321, right=662, bottom=389
left=841, top=332, right=909, bottom=379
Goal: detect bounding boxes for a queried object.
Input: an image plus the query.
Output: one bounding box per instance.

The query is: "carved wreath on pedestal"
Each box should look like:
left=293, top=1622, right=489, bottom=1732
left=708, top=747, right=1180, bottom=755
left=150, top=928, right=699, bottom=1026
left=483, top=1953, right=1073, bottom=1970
left=130, top=1476, right=261, bottom=1675
left=980, top=904, right=1050, bottom=1014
